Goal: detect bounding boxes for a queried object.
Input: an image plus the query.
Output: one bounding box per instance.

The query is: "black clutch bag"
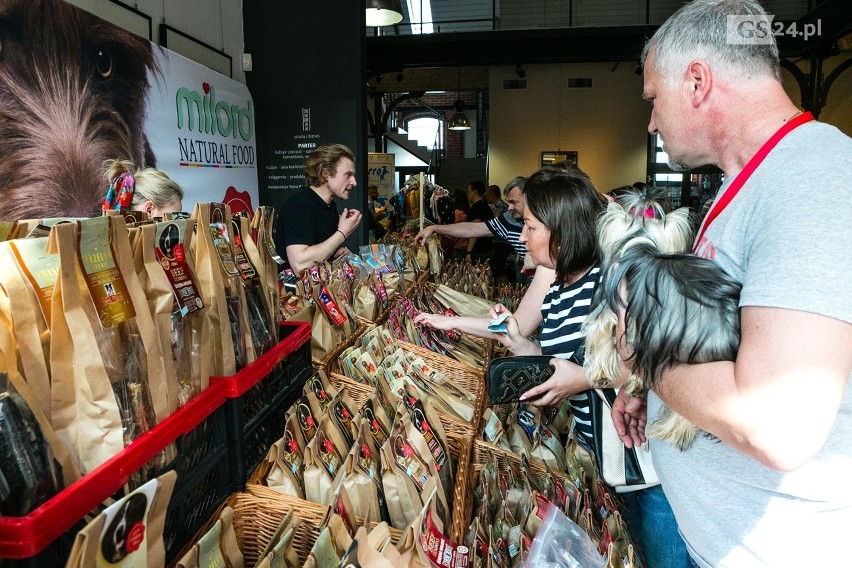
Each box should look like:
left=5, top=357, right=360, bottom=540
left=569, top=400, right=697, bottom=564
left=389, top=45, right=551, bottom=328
left=486, top=356, right=555, bottom=404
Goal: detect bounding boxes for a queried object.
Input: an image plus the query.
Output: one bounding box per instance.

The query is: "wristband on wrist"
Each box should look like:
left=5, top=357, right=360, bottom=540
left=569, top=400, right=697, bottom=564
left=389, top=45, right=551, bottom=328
left=336, top=229, right=346, bottom=240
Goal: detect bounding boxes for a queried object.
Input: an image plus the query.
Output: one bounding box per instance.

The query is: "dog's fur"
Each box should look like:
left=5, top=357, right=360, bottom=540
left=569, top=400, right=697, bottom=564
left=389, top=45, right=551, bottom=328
left=583, top=187, right=694, bottom=392
left=0, top=0, right=158, bottom=220
left=597, top=241, right=741, bottom=450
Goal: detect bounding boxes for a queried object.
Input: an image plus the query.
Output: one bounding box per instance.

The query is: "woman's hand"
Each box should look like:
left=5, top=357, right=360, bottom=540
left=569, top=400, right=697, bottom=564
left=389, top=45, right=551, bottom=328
left=413, top=312, right=454, bottom=331
left=520, top=358, right=587, bottom=406
left=611, top=391, right=647, bottom=448
left=494, top=314, right=538, bottom=354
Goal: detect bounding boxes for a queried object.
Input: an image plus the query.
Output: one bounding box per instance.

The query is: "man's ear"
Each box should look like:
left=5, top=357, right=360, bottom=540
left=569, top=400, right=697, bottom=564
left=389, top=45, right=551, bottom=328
left=686, top=60, right=713, bottom=108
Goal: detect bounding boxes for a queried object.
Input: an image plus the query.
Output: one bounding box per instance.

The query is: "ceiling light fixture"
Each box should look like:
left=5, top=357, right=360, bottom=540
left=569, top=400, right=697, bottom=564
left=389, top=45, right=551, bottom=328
left=366, top=0, right=404, bottom=27
left=448, top=67, right=471, bottom=131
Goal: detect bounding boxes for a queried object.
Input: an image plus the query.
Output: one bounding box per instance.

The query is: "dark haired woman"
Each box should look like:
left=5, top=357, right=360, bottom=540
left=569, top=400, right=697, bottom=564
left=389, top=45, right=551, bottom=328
left=500, top=168, right=689, bottom=568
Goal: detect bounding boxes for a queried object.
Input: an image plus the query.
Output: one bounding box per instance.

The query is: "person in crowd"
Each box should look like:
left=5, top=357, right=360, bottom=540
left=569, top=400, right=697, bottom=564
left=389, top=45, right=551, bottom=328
left=463, top=180, right=495, bottom=264
left=450, top=188, right=471, bottom=260
left=502, top=168, right=689, bottom=567
left=366, top=184, right=387, bottom=241
left=277, top=143, right=362, bottom=273
left=103, top=158, right=184, bottom=217
left=610, top=1, right=852, bottom=566
left=485, top=184, right=508, bottom=216
left=415, top=177, right=530, bottom=281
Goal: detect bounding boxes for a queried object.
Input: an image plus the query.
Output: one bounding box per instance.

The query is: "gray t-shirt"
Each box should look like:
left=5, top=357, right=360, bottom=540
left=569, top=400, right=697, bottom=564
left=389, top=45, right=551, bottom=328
left=649, top=120, right=852, bottom=567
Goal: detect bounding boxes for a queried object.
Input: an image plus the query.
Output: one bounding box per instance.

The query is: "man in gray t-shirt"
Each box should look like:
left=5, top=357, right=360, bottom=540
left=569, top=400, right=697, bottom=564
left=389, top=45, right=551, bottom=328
left=613, top=1, right=852, bottom=566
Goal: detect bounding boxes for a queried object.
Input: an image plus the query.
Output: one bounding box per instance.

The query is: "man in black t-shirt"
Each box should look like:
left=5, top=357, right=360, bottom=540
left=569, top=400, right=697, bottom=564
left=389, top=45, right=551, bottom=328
left=464, top=180, right=495, bottom=264
left=277, top=144, right=363, bottom=273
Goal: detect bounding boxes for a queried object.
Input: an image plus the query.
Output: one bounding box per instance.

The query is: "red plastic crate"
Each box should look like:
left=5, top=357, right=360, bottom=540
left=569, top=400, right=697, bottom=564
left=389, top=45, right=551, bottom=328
left=0, top=381, right=227, bottom=560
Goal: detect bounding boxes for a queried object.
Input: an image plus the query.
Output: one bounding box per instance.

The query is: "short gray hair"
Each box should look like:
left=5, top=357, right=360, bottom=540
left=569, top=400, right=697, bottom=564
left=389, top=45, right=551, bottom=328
left=642, top=0, right=781, bottom=85
left=503, top=176, right=526, bottom=197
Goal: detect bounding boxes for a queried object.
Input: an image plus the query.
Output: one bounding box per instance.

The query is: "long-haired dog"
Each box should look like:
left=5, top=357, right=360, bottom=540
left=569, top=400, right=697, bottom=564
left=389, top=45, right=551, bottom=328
left=0, top=0, right=158, bottom=220
left=583, top=186, right=694, bottom=394
left=597, top=240, right=741, bottom=450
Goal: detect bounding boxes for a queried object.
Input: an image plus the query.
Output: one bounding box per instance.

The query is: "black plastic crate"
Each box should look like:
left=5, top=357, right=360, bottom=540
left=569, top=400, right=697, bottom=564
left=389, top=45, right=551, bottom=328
left=225, top=366, right=310, bottom=491
left=237, top=325, right=312, bottom=422
left=163, top=403, right=230, bottom=564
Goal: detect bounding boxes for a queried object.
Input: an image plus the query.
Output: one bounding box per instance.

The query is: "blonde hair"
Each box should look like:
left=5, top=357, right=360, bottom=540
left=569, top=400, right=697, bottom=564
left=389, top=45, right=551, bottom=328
left=103, top=159, right=184, bottom=209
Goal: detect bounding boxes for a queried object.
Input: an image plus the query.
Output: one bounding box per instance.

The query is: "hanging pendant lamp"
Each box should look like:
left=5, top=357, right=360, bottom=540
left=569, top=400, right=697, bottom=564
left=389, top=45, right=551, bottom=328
left=448, top=67, right=471, bottom=131
left=366, top=0, right=404, bottom=27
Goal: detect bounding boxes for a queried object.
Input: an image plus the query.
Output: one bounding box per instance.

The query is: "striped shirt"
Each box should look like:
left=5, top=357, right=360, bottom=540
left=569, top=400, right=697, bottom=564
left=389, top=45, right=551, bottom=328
left=539, top=264, right=600, bottom=443
left=486, top=211, right=526, bottom=256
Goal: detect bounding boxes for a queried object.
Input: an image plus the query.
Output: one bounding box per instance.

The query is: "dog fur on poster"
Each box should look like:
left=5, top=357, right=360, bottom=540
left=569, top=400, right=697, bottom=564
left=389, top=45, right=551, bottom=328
left=0, top=0, right=158, bottom=220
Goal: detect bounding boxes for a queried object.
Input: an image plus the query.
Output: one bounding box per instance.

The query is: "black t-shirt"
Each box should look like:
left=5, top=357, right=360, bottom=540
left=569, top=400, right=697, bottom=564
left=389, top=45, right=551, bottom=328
left=277, top=186, right=339, bottom=265
left=468, top=199, right=494, bottom=254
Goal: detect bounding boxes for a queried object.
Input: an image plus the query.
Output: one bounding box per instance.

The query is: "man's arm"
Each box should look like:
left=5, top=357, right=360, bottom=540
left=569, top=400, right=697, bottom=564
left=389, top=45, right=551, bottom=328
left=286, top=208, right=362, bottom=273
left=286, top=231, right=346, bottom=274
left=414, top=221, right=492, bottom=246
left=654, top=306, right=852, bottom=471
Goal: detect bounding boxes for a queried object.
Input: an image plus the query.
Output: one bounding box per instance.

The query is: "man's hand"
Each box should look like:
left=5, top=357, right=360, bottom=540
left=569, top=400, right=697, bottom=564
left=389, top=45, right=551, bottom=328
left=414, top=225, right=435, bottom=247
left=338, top=208, right=362, bottom=236
left=611, top=390, right=647, bottom=448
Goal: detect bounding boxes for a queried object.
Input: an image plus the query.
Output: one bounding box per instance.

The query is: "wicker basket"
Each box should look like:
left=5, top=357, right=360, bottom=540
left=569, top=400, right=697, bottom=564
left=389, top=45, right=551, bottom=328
left=471, top=438, right=576, bottom=489
left=247, top=419, right=474, bottom=545
left=311, top=323, right=366, bottom=375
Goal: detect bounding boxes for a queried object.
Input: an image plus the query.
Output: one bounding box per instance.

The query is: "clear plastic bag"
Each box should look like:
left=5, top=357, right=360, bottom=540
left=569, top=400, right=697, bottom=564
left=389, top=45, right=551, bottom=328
left=525, top=504, right=605, bottom=568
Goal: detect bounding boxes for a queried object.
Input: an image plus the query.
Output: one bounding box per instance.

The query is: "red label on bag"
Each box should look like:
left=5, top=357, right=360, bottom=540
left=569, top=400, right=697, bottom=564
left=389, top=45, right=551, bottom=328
left=419, top=507, right=470, bottom=567
left=318, top=285, right=347, bottom=326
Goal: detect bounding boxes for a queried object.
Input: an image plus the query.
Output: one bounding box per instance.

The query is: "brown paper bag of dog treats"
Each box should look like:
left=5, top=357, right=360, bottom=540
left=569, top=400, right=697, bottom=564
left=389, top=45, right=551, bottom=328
left=508, top=408, right=535, bottom=459
left=65, top=470, right=177, bottom=568
left=47, top=222, right=127, bottom=473
left=342, top=417, right=388, bottom=523
left=337, top=525, right=399, bottom=568
left=175, top=504, right=244, bottom=568
left=397, top=486, right=470, bottom=568
left=303, top=371, right=337, bottom=414
left=303, top=417, right=349, bottom=505
left=254, top=513, right=300, bottom=568
left=303, top=514, right=353, bottom=568
left=0, top=239, right=55, bottom=418
left=231, top=215, right=275, bottom=356
left=142, top=221, right=210, bottom=406
left=359, top=394, right=392, bottom=449
left=401, top=384, right=455, bottom=506
left=191, top=202, right=246, bottom=375
left=95, top=218, right=170, bottom=423
left=380, top=416, right=447, bottom=530
left=328, top=388, right=359, bottom=448
left=287, top=393, right=323, bottom=449
left=251, top=206, right=285, bottom=328
left=0, top=330, right=79, bottom=498
left=353, top=274, right=378, bottom=322
left=241, top=215, right=278, bottom=342
left=265, top=413, right=305, bottom=498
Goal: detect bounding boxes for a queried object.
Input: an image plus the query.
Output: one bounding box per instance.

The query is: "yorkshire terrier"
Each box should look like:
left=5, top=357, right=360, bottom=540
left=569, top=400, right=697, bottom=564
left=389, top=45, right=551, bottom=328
left=595, top=240, right=741, bottom=450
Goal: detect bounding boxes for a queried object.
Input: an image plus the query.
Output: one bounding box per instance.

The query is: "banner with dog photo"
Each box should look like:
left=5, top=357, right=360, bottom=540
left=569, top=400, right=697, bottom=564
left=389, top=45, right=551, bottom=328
left=0, top=0, right=258, bottom=222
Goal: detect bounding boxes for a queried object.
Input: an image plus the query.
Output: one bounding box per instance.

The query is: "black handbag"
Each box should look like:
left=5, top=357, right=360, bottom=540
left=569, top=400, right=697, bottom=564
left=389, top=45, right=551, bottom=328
left=486, top=356, right=554, bottom=404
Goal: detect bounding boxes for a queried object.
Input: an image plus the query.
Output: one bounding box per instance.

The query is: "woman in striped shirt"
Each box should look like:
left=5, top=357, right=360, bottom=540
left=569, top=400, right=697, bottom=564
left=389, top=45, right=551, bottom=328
left=500, top=168, right=689, bottom=568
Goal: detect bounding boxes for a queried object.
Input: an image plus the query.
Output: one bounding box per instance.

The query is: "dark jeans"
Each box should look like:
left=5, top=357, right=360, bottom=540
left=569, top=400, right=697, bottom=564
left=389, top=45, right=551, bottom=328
left=620, top=484, right=690, bottom=568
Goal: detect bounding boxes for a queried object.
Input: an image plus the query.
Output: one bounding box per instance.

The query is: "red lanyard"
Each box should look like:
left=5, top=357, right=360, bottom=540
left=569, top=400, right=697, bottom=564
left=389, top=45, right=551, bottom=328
left=692, top=111, right=814, bottom=252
